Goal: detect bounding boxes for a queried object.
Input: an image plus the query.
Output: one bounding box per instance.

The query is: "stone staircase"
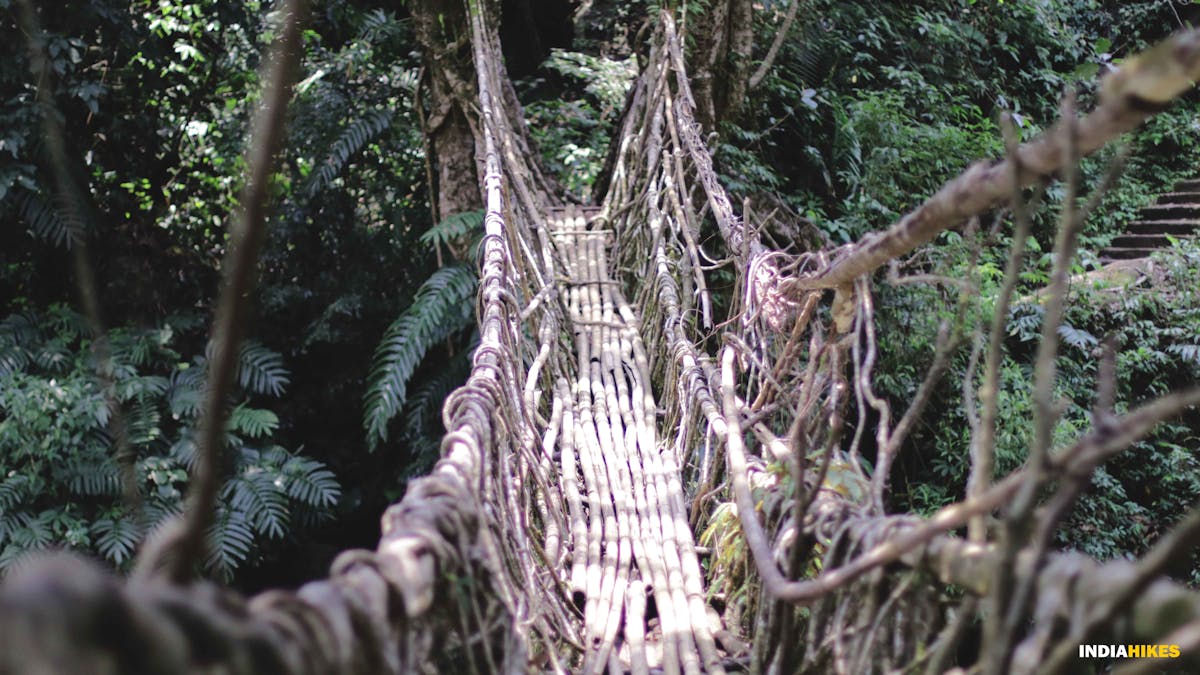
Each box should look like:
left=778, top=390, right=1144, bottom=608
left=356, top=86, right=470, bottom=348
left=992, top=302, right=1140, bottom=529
left=1101, top=178, right=1200, bottom=262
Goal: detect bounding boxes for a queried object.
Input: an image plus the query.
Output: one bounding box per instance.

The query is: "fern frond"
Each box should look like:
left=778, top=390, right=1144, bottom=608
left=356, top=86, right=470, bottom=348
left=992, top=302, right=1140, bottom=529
left=280, top=453, right=341, bottom=508
left=0, top=313, right=40, bottom=377
left=305, top=109, right=393, bottom=197
left=169, top=432, right=198, bottom=469
left=401, top=342, right=472, bottom=436
left=91, top=517, right=140, bottom=566
left=419, top=210, right=484, bottom=250
left=141, top=497, right=182, bottom=525
left=34, top=338, right=71, bottom=373
left=44, top=306, right=89, bottom=342
left=1166, top=344, right=1200, bottom=365
left=15, top=190, right=77, bottom=247
left=790, top=17, right=834, bottom=88
left=1057, top=323, right=1098, bottom=351
left=4, top=512, right=55, bottom=559
left=0, top=346, right=31, bottom=378
left=395, top=67, right=420, bottom=95
left=205, top=508, right=255, bottom=581
left=0, top=513, right=17, bottom=547
left=125, top=398, right=163, bottom=446
left=359, top=8, right=404, bottom=43
left=227, top=405, right=280, bottom=439
left=67, top=458, right=121, bottom=497
left=167, top=366, right=205, bottom=420
left=223, top=471, right=289, bottom=540
left=399, top=340, right=473, bottom=475
left=0, top=475, right=33, bottom=512
left=115, top=375, right=170, bottom=403
left=1, top=312, right=42, bottom=344
left=237, top=342, right=290, bottom=397
left=363, top=264, right=477, bottom=447
left=301, top=293, right=364, bottom=348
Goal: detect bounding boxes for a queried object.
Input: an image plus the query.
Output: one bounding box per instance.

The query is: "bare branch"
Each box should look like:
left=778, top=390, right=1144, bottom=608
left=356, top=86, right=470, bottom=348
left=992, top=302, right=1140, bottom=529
left=967, top=114, right=1041, bottom=540
left=722, top=337, right=1200, bottom=604
left=15, top=0, right=140, bottom=520
left=1040, top=502, right=1200, bottom=674
left=748, top=0, right=801, bottom=90
left=162, top=0, right=308, bottom=582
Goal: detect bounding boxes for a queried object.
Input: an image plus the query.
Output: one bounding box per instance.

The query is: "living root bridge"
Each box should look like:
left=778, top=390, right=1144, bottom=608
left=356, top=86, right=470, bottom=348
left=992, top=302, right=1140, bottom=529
left=6, top=2, right=1200, bottom=674
left=553, top=204, right=726, bottom=673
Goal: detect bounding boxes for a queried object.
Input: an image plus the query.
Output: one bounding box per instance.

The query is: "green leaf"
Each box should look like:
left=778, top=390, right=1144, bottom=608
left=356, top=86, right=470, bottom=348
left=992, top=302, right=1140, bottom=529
left=280, top=454, right=341, bottom=508
left=223, top=472, right=289, bottom=540
left=67, top=458, right=121, bottom=497
left=419, top=210, right=485, bottom=251
left=15, top=190, right=80, bottom=247
left=305, top=109, right=393, bottom=197
left=205, top=509, right=255, bottom=581
left=227, top=405, right=280, bottom=439
left=237, top=342, right=290, bottom=397
left=399, top=340, right=473, bottom=476
left=92, top=517, right=140, bottom=566
left=1057, top=323, right=1098, bottom=351
left=363, top=265, right=477, bottom=447
left=0, top=475, right=33, bottom=512
left=167, top=368, right=204, bottom=419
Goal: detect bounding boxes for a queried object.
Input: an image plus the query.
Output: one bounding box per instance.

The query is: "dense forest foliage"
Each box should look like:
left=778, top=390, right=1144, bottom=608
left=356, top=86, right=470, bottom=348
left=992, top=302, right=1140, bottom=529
left=2, top=0, right=1199, bottom=606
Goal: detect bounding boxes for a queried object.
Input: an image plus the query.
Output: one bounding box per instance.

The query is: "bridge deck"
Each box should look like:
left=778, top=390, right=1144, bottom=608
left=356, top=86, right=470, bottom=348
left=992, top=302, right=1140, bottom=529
left=550, top=205, right=726, bottom=674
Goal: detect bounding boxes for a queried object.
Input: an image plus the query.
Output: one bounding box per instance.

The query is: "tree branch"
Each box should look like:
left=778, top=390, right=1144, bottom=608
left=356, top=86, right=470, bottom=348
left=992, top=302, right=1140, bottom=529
left=748, top=0, right=800, bottom=91
left=160, top=0, right=308, bottom=582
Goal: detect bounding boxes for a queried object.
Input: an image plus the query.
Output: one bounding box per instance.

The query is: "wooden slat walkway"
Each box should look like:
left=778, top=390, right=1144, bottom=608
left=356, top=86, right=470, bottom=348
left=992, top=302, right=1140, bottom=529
left=548, top=205, right=726, bottom=675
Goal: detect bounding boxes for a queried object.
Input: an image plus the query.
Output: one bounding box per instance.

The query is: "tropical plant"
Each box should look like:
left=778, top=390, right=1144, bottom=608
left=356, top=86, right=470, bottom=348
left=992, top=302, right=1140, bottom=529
left=0, top=306, right=339, bottom=579
left=887, top=237, right=1200, bottom=573
left=523, top=49, right=636, bottom=198
left=363, top=263, right=477, bottom=449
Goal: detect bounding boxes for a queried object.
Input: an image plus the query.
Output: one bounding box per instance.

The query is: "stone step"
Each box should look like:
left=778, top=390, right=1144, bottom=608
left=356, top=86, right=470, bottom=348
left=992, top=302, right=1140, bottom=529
left=1154, top=191, right=1200, bottom=205
left=1100, top=247, right=1158, bottom=260
left=1099, top=179, right=1200, bottom=261
left=1137, top=203, right=1200, bottom=220
left=1112, top=233, right=1171, bottom=248
left=1125, top=220, right=1200, bottom=235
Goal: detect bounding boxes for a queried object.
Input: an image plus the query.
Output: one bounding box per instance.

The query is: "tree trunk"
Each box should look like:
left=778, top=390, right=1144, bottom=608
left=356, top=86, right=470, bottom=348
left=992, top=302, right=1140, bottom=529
left=689, top=0, right=754, bottom=131
left=411, top=0, right=483, bottom=221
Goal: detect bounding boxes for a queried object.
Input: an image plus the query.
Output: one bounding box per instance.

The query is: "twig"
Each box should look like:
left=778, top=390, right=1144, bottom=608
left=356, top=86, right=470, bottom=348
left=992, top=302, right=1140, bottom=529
left=723, top=336, right=1200, bottom=605
left=164, top=0, right=308, bottom=583
left=748, top=0, right=801, bottom=90
left=1055, top=503, right=1200, bottom=675
left=1109, top=620, right=1200, bottom=675
left=985, top=92, right=1087, bottom=675
left=877, top=218, right=983, bottom=509
left=968, top=113, right=1042, bottom=541
left=923, top=598, right=979, bottom=675
left=16, top=0, right=142, bottom=521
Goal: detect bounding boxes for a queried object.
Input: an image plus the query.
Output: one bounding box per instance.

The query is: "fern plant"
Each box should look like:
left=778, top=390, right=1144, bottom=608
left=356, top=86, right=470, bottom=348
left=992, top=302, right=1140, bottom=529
left=14, top=190, right=78, bottom=247
left=889, top=236, right=1200, bottom=571
left=395, top=337, right=475, bottom=479
left=304, top=109, right=395, bottom=198
left=0, top=306, right=340, bottom=580
left=419, top=210, right=485, bottom=259
left=363, top=264, right=476, bottom=448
